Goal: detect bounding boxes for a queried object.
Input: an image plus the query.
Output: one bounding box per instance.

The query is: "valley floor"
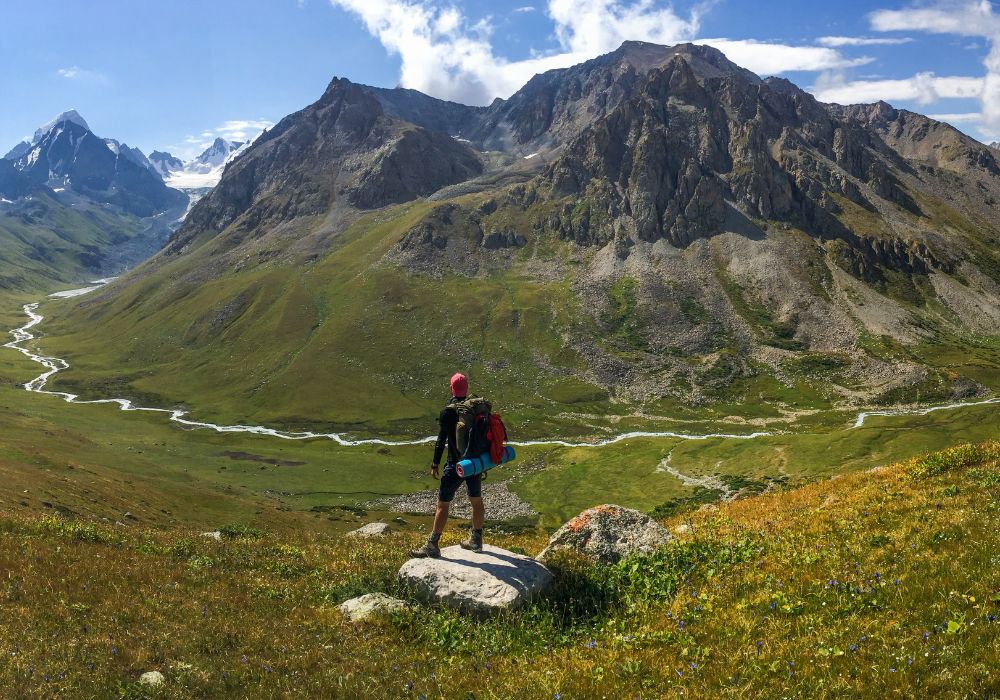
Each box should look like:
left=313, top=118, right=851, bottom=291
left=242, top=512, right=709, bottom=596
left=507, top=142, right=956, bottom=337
left=1, top=291, right=999, bottom=530
left=0, top=443, right=997, bottom=697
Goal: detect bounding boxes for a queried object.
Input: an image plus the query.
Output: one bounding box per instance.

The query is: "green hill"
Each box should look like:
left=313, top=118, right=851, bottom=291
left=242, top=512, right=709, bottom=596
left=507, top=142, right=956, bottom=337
left=0, top=442, right=997, bottom=698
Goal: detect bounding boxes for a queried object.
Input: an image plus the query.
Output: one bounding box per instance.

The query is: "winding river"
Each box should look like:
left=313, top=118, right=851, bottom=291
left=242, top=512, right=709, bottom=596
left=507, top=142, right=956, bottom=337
left=5, top=296, right=999, bottom=448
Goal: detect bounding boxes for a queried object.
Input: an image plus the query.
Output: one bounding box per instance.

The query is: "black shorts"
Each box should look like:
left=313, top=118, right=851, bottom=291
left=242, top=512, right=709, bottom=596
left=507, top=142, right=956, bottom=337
left=438, top=462, right=482, bottom=502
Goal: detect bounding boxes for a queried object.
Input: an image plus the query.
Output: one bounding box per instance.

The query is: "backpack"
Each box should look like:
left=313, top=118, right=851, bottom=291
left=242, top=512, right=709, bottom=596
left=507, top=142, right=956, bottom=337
left=452, top=396, right=492, bottom=459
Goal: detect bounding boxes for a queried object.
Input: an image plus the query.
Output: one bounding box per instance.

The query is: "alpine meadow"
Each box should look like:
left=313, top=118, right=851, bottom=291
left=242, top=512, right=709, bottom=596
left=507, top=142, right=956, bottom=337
left=1, top=2, right=999, bottom=698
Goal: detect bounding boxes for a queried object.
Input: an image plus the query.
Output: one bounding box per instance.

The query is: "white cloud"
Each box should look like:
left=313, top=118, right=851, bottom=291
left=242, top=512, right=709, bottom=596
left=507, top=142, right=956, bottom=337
left=513, top=5, right=535, bottom=12
left=927, top=111, right=983, bottom=122
left=328, top=0, right=864, bottom=104
left=56, top=66, right=108, bottom=83
left=812, top=71, right=983, bottom=104
left=868, top=1, right=1000, bottom=130
left=869, top=1, right=1000, bottom=36
left=214, top=119, right=275, bottom=142
left=702, top=39, right=873, bottom=74
left=817, top=35, right=914, bottom=47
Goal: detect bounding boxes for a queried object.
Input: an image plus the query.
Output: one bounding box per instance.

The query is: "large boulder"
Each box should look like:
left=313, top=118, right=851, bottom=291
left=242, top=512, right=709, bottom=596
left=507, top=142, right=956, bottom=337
left=398, top=545, right=552, bottom=616
left=537, top=504, right=673, bottom=565
left=339, top=593, right=409, bottom=622
left=348, top=522, right=391, bottom=537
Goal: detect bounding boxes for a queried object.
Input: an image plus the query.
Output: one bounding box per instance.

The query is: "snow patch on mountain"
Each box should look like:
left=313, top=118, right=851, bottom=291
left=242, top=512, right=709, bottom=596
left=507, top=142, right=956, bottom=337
left=157, top=138, right=248, bottom=189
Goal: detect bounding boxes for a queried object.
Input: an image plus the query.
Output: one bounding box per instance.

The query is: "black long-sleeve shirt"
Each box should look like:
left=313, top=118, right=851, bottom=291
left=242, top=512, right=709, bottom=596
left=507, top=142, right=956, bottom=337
left=433, top=397, right=463, bottom=465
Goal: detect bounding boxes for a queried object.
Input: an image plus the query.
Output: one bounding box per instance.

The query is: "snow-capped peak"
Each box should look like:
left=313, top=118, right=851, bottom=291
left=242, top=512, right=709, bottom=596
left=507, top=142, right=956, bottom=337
left=162, top=139, right=248, bottom=190
left=193, top=138, right=245, bottom=170
left=33, top=110, right=90, bottom=144
left=148, top=151, right=184, bottom=179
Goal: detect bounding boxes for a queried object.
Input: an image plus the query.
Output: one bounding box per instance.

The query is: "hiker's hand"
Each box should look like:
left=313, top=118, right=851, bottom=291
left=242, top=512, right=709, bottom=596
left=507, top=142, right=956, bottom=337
left=430, top=463, right=439, bottom=479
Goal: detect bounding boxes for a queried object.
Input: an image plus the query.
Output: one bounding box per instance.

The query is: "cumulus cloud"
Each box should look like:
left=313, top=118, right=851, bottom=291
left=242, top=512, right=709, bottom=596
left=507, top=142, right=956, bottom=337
left=868, top=1, right=1000, bottom=130
left=56, top=66, right=108, bottom=83
left=927, top=111, right=983, bottom=122
left=328, top=0, right=864, bottom=104
left=817, top=35, right=914, bottom=47
left=812, top=71, right=982, bottom=104
left=702, top=39, right=873, bottom=74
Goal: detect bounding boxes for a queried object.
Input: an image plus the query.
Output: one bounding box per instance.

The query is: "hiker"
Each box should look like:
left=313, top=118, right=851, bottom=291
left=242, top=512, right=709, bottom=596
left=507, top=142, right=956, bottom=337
left=410, top=372, right=485, bottom=558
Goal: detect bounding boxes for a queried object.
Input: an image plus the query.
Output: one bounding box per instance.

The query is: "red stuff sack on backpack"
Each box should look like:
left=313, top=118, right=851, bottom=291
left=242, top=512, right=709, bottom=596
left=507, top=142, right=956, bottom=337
left=486, top=413, right=508, bottom=465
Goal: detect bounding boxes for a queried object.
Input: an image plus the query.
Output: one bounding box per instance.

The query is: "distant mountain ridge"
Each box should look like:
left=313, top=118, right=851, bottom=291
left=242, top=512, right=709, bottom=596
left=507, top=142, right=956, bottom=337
left=0, top=112, right=188, bottom=289
left=45, top=42, right=1000, bottom=434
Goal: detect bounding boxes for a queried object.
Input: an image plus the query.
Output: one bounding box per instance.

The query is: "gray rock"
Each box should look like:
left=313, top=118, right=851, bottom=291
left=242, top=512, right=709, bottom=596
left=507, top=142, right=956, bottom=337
left=139, top=670, right=165, bottom=686
left=398, top=545, right=552, bottom=615
left=201, top=531, right=222, bottom=541
left=347, top=522, right=391, bottom=537
left=339, top=593, right=409, bottom=622
left=537, top=504, right=673, bottom=565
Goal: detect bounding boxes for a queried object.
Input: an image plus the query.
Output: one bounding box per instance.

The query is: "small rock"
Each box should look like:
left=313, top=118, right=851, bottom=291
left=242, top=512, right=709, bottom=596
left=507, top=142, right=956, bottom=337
left=139, top=670, right=165, bottom=686
left=399, top=545, right=552, bottom=616
left=393, top=516, right=407, bottom=524
left=347, top=522, right=391, bottom=537
left=537, top=504, right=674, bottom=565
left=673, top=523, right=692, bottom=536
left=201, top=531, right=222, bottom=541
left=339, top=593, right=409, bottom=622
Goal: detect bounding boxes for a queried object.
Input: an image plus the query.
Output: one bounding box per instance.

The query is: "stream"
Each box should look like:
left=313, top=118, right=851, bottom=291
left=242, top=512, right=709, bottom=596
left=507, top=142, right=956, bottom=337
left=5, top=296, right=999, bottom=449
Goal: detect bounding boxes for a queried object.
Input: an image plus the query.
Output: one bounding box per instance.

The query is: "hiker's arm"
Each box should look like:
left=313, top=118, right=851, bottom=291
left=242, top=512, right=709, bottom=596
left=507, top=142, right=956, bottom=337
left=431, top=409, right=449, bottom=468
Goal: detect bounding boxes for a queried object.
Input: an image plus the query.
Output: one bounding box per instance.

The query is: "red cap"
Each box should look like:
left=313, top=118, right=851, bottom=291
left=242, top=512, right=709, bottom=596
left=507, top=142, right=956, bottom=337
left=450, top=372, right=468, bottom=397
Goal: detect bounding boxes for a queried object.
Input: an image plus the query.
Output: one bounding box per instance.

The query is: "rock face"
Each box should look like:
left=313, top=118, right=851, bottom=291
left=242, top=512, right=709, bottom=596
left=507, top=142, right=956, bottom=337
left=168, top=78, right=482, bottom=256
left=347, top=522, right=391, bottom=537
left=538, top=504, right=674, bottom=565
left=339, top=593, right=408, bottom=621
left=398, top=545, right=553, bottom=615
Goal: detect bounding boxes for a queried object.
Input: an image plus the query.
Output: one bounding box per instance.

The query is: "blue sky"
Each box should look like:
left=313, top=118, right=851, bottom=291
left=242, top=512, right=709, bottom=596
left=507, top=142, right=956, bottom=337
left=1, top=1, right=997, bottom=159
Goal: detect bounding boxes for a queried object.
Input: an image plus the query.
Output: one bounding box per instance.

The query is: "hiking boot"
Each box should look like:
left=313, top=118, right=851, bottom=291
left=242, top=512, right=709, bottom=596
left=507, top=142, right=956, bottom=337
left=459, top=528, right=483, bottom=553
left=410, top=539, right=440, bottom=558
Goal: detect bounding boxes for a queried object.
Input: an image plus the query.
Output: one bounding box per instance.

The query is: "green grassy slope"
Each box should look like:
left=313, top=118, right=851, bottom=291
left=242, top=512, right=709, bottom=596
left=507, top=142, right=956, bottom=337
left=37, top=194, right=1000, bottom=441
left=0, top=192, right=144, bottom=292
left=39, top=201, right=626, bottom=438
left=1, top=321, right=996, bottom=532
left=0, top=442, right=997, bottom=698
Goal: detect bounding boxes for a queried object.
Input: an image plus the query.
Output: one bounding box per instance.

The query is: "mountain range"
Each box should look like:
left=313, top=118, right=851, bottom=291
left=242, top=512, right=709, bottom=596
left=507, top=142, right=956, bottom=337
left=0, top=111, right=190, bottom=290
left=39, top=42, right=1000, bottom=435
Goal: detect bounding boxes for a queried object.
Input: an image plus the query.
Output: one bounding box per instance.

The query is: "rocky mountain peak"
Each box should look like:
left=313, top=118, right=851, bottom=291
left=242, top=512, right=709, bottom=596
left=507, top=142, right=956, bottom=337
left=33, top=109, right=91, bottom=144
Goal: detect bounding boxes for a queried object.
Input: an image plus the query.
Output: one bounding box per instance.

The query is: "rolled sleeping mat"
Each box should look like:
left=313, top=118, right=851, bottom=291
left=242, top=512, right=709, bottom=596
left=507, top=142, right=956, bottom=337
left=456, top=446, right=516, bottom=478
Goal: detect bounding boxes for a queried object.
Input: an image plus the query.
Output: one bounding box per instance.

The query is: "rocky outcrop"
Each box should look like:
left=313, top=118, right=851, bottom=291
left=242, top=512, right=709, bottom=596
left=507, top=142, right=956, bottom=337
left=347, top=522, right=391, bottom=537
left=398, top=545, right=553, bottom=615
left=537, top=504, right=674, bottom=565
left=339, top=593, right=409, bottom=621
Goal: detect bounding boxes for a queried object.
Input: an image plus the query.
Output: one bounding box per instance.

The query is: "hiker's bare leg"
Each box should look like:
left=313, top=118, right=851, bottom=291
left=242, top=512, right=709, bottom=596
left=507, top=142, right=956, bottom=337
left=470, top=496, right=485, bottom=530
left=432, top=500, right=450, bottom=534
